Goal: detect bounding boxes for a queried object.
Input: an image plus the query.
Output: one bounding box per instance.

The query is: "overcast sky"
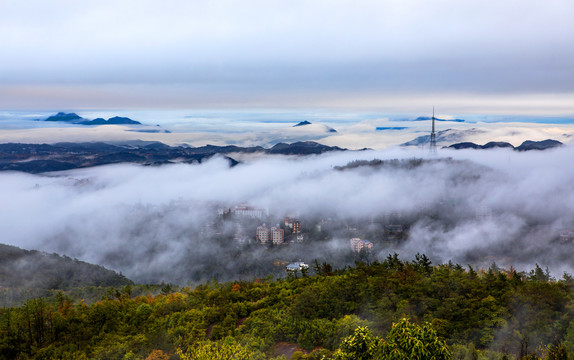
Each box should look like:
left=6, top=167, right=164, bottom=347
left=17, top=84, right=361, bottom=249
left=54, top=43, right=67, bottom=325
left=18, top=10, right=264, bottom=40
left=2, top=0, right=574, bottom=113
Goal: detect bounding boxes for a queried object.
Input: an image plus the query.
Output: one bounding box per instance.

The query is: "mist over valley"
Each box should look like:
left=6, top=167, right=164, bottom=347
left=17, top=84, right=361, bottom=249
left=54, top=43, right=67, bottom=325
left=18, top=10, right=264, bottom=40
left=2, top=136, right=574, bottom=285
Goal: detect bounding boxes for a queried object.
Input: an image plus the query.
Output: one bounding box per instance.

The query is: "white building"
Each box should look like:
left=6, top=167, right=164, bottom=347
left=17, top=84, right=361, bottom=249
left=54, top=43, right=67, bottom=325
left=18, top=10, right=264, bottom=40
left=286, top=262, right=309, bottom=272
left=234, top=204, right=266, bottom=219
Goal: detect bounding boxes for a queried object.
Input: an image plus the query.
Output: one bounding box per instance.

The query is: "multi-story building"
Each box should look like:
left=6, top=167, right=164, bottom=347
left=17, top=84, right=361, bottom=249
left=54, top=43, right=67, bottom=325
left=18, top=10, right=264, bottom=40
left=284, top=217, right=302, bottom=233
left=256, top=225, right=270, bottom=244
left=350, top=238, right=362, bottom=251
left=350, top=238, right=373, bottom=253
left=271, top=226, right=284, bottom=245
left=291, top=220, right=302, bottom=234
left=361, top=240, right=373, bottom=252
left=234, top=204, right=265, bottom=219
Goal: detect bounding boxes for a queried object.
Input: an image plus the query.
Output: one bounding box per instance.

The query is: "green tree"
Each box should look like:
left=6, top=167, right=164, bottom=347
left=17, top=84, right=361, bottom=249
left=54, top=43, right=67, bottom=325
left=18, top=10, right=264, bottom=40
left=333, top=319, right=451, bottom=360
left=545, top=343, right=567, bottom=360
left=377, top=318, right=451, bottom=360
left=176, top=337, right=265, bottom=360
left=333, top=326, right=378, bottom=360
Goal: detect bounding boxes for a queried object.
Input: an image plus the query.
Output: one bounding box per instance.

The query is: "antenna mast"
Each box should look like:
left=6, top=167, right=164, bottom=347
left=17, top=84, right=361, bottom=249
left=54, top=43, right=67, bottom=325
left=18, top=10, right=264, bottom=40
left=429, top=106, right=437, bottom=154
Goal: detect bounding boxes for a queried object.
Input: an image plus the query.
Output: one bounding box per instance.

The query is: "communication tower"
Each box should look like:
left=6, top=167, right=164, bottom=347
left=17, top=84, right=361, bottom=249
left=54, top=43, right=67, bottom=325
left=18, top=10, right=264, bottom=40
left=430, top=107, right=437, bottom=154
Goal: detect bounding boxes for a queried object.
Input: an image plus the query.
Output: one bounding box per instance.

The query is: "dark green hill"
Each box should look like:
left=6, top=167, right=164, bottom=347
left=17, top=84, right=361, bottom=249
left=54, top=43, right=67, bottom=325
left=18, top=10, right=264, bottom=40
left=0, top=243, right=132, bottom=290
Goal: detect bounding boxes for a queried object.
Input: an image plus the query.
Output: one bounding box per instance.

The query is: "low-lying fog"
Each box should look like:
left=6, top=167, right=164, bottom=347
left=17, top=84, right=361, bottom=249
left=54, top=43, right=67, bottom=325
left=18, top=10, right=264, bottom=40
left=2, top=146, right=574, bottom=284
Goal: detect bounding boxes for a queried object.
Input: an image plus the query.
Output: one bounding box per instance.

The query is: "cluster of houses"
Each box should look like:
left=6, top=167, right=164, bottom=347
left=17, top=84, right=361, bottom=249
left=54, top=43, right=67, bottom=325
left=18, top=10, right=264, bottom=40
left=219, top=204, right=397, bottom=256
left=255, top=218, right=304, bottom=245
left=217, top=204, right=305, bottom=246
left=256, top=224, right=285, bottom=245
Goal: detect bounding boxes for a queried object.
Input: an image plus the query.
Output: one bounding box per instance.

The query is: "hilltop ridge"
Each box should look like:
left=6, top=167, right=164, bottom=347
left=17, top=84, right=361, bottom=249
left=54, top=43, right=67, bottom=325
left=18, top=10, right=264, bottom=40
left=0, top=141, right=346, bottom=173
left=447, top=139, right=563, bottom=151
left=44, top=112, right=142, bottom=125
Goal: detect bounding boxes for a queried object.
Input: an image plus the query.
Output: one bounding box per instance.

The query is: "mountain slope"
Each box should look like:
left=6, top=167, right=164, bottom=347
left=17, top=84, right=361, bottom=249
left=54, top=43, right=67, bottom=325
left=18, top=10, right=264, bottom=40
left=0, top=243, right=132, bottom=290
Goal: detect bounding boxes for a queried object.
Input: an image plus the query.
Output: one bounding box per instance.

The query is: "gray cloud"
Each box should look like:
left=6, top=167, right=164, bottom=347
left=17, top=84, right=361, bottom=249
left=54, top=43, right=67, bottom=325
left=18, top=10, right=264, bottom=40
left=2, top=1, right=574, bottom=109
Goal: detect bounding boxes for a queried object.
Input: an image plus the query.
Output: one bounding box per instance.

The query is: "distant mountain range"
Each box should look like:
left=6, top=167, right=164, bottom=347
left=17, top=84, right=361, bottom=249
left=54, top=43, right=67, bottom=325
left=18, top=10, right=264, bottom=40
left=0, top=141, right=345, bottom=173
left=44, top=112, right=142, bottom=125
left=402, top=128, right=564, bottom=152
left=447, top=139, right=563, bottom=151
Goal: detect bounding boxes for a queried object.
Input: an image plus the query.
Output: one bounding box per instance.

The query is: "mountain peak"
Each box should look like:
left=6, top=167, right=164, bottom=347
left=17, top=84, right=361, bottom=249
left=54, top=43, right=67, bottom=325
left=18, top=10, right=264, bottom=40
left=45, top=112, right=84, bottom=122
left=516, top=139, right=562, bottom=151
left=292, top=121, right=337, bottom=133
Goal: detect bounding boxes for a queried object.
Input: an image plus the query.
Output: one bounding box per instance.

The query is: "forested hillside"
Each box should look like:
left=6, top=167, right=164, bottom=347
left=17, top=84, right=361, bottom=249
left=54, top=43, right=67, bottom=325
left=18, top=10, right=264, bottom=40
left=0, top=243, right=133, bottom=307
left=2, top=256, right=574, bottom=359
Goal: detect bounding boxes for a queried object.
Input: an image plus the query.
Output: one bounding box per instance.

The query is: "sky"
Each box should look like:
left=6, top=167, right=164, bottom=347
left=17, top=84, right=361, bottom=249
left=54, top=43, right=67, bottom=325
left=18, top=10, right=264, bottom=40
left=2, top=0, right=574, bottom=113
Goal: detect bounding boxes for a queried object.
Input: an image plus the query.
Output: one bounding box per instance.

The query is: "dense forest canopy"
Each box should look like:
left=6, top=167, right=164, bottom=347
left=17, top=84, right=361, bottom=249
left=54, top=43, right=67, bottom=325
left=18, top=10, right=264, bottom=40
left=2, top=256, right=574, bottom=359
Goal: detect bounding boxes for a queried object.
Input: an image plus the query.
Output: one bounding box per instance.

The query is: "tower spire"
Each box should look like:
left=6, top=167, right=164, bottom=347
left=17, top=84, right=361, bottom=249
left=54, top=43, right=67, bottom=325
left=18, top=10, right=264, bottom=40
left=430, top=106, right=437, bottom=154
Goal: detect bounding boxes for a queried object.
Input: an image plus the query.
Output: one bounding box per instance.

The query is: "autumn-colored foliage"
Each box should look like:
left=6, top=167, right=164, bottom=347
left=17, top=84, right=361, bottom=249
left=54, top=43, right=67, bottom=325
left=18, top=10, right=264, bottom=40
left=145, top=349, right=170, bottom=360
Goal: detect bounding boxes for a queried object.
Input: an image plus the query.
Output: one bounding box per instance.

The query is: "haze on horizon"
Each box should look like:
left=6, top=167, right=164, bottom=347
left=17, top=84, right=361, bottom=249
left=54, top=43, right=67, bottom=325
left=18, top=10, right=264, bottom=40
left=1, top=0, right=574, bottom=114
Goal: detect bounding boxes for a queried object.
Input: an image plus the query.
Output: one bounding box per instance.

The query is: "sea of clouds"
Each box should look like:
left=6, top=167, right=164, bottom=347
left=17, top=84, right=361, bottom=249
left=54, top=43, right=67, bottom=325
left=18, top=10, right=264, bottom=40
left=2, top=143, right=574, bottom=283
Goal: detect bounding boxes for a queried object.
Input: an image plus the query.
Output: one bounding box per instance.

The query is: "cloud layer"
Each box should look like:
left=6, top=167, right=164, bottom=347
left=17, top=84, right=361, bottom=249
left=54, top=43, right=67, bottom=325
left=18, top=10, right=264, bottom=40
left=3, top=145, right=574, bottom=283
left=2, top=110, right=574, bottom=151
